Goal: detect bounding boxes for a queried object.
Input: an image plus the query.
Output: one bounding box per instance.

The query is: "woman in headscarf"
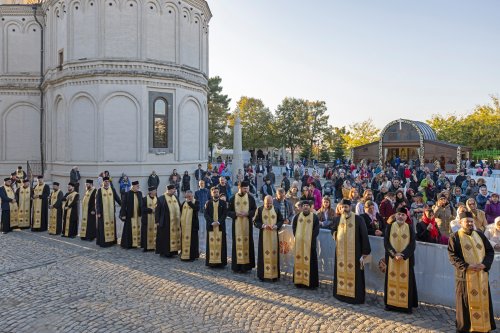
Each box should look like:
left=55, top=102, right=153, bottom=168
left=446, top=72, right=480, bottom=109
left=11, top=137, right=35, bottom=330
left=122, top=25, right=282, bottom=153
left=465, top=198, right=488, bottom=232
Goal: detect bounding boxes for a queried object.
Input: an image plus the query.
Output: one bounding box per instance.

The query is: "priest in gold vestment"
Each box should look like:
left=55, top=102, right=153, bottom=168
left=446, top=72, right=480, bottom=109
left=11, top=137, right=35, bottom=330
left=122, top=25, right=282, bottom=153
left=292, top=200, right=319, bottom=288
left=48, top=182, right=64, bottom=235
left=80, top=180, right=97, bottom=241
left=61, top=183, right=79, bottom=238
left=254, top=195, right=284, bottom=282
left=15, top=178, right=32, bottom=229
left=331, top=199, right=371, bottom=304
left=204, top=187, right=228, bottom=268
left=31, top=175, right=50, bottom=232
left=384, top=207, right=418, bottom=313
left=179, top=190, right=200, bottom=261
left=155, top=184, right=182, bottom=258
left=95, top=177, right=122, bottom=247
left=448, top=212, right=496, bottom=333
left=120, top=181, right=143, bottom=249
left=227, top=181, right=257, bottom=273
left=141, top=186, right=157, bottom=252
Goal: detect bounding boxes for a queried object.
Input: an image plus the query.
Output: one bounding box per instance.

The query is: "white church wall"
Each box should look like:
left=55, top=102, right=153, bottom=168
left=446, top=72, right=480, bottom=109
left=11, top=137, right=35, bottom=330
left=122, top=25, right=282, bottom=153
left=104, top=0, right=139, bottom=58
left=1, top=100, right=40, bottom=161
left=69, top=94, right=96, bottom=161
left=3, top=20, right=40, bottom=73
left=70, top=0, right=98, bottom=60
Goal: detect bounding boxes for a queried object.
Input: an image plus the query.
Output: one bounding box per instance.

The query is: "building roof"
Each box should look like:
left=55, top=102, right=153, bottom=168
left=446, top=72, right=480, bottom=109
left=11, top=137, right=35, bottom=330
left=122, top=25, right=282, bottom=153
left=412, top=121, right=437, bottom=141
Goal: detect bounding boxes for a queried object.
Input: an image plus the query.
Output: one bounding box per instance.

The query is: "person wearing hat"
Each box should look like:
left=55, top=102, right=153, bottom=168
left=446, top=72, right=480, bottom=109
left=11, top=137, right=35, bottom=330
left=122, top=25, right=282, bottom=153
left=61, top=183, right=79, bottom=238
left=253, top=195, right=284, bottom=282
left=179, top=190, right=200, bottom=261
left=15, top=178, right=32, bottom=229
left=432, top=193, right=455, bottom=238
left=16, top=166, right=27, bottom=184
left=48, top=182, right=64, bottom=235
left=292, top=199, right=319, bottom=289
left=448, top=211, right=496, bottom=333
left=383, top=206, right=418, bottom=313
left=119, top=181, right=143, bottom=249
left=95, top=176, right=122, bottom=247
left=331, top=198, right=371, bottom=304
left=0, top=177, right=17, bottom=233
left=155, top=184, right=181, bottom=257
left=80, top=180, right=97, bottom=241
left=141, top=186, right=158, bottom=252
left=227, top=180, right=257, bottom=273
left=31, top=176, right=50, bottom=232
left=204, top=186, right=228, bottom=268
left=484, top=192, right=500, bottom=225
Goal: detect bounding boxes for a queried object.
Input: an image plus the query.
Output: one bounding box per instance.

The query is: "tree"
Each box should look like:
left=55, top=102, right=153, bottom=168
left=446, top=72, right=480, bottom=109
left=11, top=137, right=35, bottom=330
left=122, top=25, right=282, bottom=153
left=232, top=97, right=274, bottom=159
left=426, top=95, right=500, bottom=151
left=207, top=76, right=231, bottom=161
left=273, top=97, right=309, bottom=163
left=323, top=126, right=347, bottom=160
left=304, top=100, right=330, bottom=163
left=343, top=119, right=380, bottom=149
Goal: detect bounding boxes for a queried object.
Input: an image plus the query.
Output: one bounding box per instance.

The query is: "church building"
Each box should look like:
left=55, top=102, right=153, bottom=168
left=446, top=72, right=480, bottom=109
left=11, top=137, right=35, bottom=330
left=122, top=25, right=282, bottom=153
left=0, top=0, right=211, bottom=183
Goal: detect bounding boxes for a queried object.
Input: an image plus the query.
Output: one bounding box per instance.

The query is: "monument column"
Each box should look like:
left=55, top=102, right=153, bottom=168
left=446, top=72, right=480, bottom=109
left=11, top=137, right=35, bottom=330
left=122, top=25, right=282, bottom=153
left=232, top=109, right=244, bottom=185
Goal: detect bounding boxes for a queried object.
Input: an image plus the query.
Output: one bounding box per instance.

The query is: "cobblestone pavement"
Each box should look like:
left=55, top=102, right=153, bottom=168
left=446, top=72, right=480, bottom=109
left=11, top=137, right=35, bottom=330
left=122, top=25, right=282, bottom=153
left=0, top=230, right=498, bottom=333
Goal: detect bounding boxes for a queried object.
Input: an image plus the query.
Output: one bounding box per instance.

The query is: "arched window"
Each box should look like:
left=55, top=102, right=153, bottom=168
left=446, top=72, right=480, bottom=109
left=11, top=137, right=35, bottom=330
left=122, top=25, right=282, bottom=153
left=153, top=98, right=168, bottom=148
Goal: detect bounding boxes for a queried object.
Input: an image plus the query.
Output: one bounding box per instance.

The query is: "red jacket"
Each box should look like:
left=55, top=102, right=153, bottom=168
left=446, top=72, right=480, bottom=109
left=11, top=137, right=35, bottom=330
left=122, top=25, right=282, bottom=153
left=379, top=199, right=395, bottom=221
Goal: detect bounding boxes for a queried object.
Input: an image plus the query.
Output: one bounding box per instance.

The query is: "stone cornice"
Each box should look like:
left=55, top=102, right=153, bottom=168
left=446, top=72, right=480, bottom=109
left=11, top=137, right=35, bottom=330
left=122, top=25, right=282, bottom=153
left=43, top=60, right=208, bottom=92
left=0, top=75, right=40, bottom=90
left=0, top=4, right=41, bottom=16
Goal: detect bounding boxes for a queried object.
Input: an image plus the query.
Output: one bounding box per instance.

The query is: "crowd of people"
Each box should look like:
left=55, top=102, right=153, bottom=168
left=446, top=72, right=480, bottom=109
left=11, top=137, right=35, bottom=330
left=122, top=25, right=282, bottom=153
left=0, top=158, right=498, bottom=333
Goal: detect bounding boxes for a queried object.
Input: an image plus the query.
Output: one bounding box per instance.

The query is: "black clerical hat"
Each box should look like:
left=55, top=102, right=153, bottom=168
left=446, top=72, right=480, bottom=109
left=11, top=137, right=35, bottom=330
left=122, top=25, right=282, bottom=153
left=396, top=207, right=408, bottom=214
left=68, top=182, right=76, bottom=187
left=37, top=175, right=44, bottom=179
left=4, top=177, right=11, bottom=181
left=23, top=178, right=30, bottom=183
left=103, top=177, right=110, bottom=181
left=53, top=182, right=60, bottom=186
left=132, top=181, right=139, bottom=186
left=167, top=184, right=176, bottom=190
left=86, top=179, right=93, bottom=184
left=339, top=199, right=352, bottom=206
left=148, top=186, right=156, bottom=192
left=239, top=181, right=250, bottom=187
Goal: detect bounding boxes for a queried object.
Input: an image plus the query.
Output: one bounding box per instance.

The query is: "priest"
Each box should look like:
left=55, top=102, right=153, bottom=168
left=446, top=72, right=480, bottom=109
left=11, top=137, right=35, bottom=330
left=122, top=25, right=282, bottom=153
left=15, top=178, right=32, bottom=229
left=384, top=207, right=418, bottom=313
left=180, top=190, right=200, bottom=261
left=141, top=186, right=157, bottom=252
left=227, top=181, right=257, bottom=273
left=31, top=175, right=50, bottom=232
left=0, top=177, right=17, bottom=233
left=61, top=183, right=79, bottom=238
left=448, top=212, right=496, bottom=333
left=95, top=177, right=121, bottom=247
left=80, top=180, right=97, bottom=241
left=204, top=187, right=228, bottom=268
left=120, top=181, right=143, bottom=249
left=48, top=182, right=64, bottom=235
left=254, top=195, right=284, bottom=282
left=331, top=199, right=371, bottom=304
left=292, top=200, right=320, bottom=288
left=155, top=184, right=181, bottom=258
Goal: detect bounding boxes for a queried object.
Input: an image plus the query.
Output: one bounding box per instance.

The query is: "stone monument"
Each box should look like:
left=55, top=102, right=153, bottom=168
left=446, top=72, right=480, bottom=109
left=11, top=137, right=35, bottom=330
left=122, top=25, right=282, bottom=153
left=232, top=108, right=244, bottom=185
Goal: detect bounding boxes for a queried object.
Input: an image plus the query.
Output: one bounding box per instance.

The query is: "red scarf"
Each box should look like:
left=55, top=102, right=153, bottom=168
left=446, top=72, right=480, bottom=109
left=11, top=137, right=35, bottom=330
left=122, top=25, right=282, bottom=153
left=422, top=214, right=439, bottom=239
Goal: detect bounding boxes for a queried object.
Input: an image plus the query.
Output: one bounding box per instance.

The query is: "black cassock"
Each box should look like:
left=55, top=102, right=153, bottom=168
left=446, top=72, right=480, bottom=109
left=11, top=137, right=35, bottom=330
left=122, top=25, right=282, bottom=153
left=95, top=186, right=121, bottom=247
left=227, top=193, right=257, bottom=273
left=204, top=199, right=228, bottom=267
left=292, top=212, right=320, bottom=289
left=120, top=190, right=143, bottom=249
left=253, top=206, right=284, bottom=281
left=80, top=188, right=97, bottom=241
left=61, top=192, right=79, bottom=238
left=180, top=200, right=200, bottom=261
left=31, top=184, right=50, bottom=232
left=49, top=190, right=64, bottom=235
left=155, top=194, right=181, bottom=257
left=0, top=185, right=15, bottom=233
left=331, top=214, right=371, bottom=304
left=383, top=222, right=418, bottom=313
left=448, top=231, right=496, bottom=333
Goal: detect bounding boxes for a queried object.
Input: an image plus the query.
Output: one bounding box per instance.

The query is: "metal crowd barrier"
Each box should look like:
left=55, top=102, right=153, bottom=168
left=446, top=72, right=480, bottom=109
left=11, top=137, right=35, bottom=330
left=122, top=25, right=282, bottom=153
left=198, top=216, right=500, bottom=316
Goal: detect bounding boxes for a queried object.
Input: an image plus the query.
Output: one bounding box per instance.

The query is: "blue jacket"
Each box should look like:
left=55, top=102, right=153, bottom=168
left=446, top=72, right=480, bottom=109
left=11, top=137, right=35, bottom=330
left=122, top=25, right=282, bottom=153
left=195, top=188, right=210, bottom=212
